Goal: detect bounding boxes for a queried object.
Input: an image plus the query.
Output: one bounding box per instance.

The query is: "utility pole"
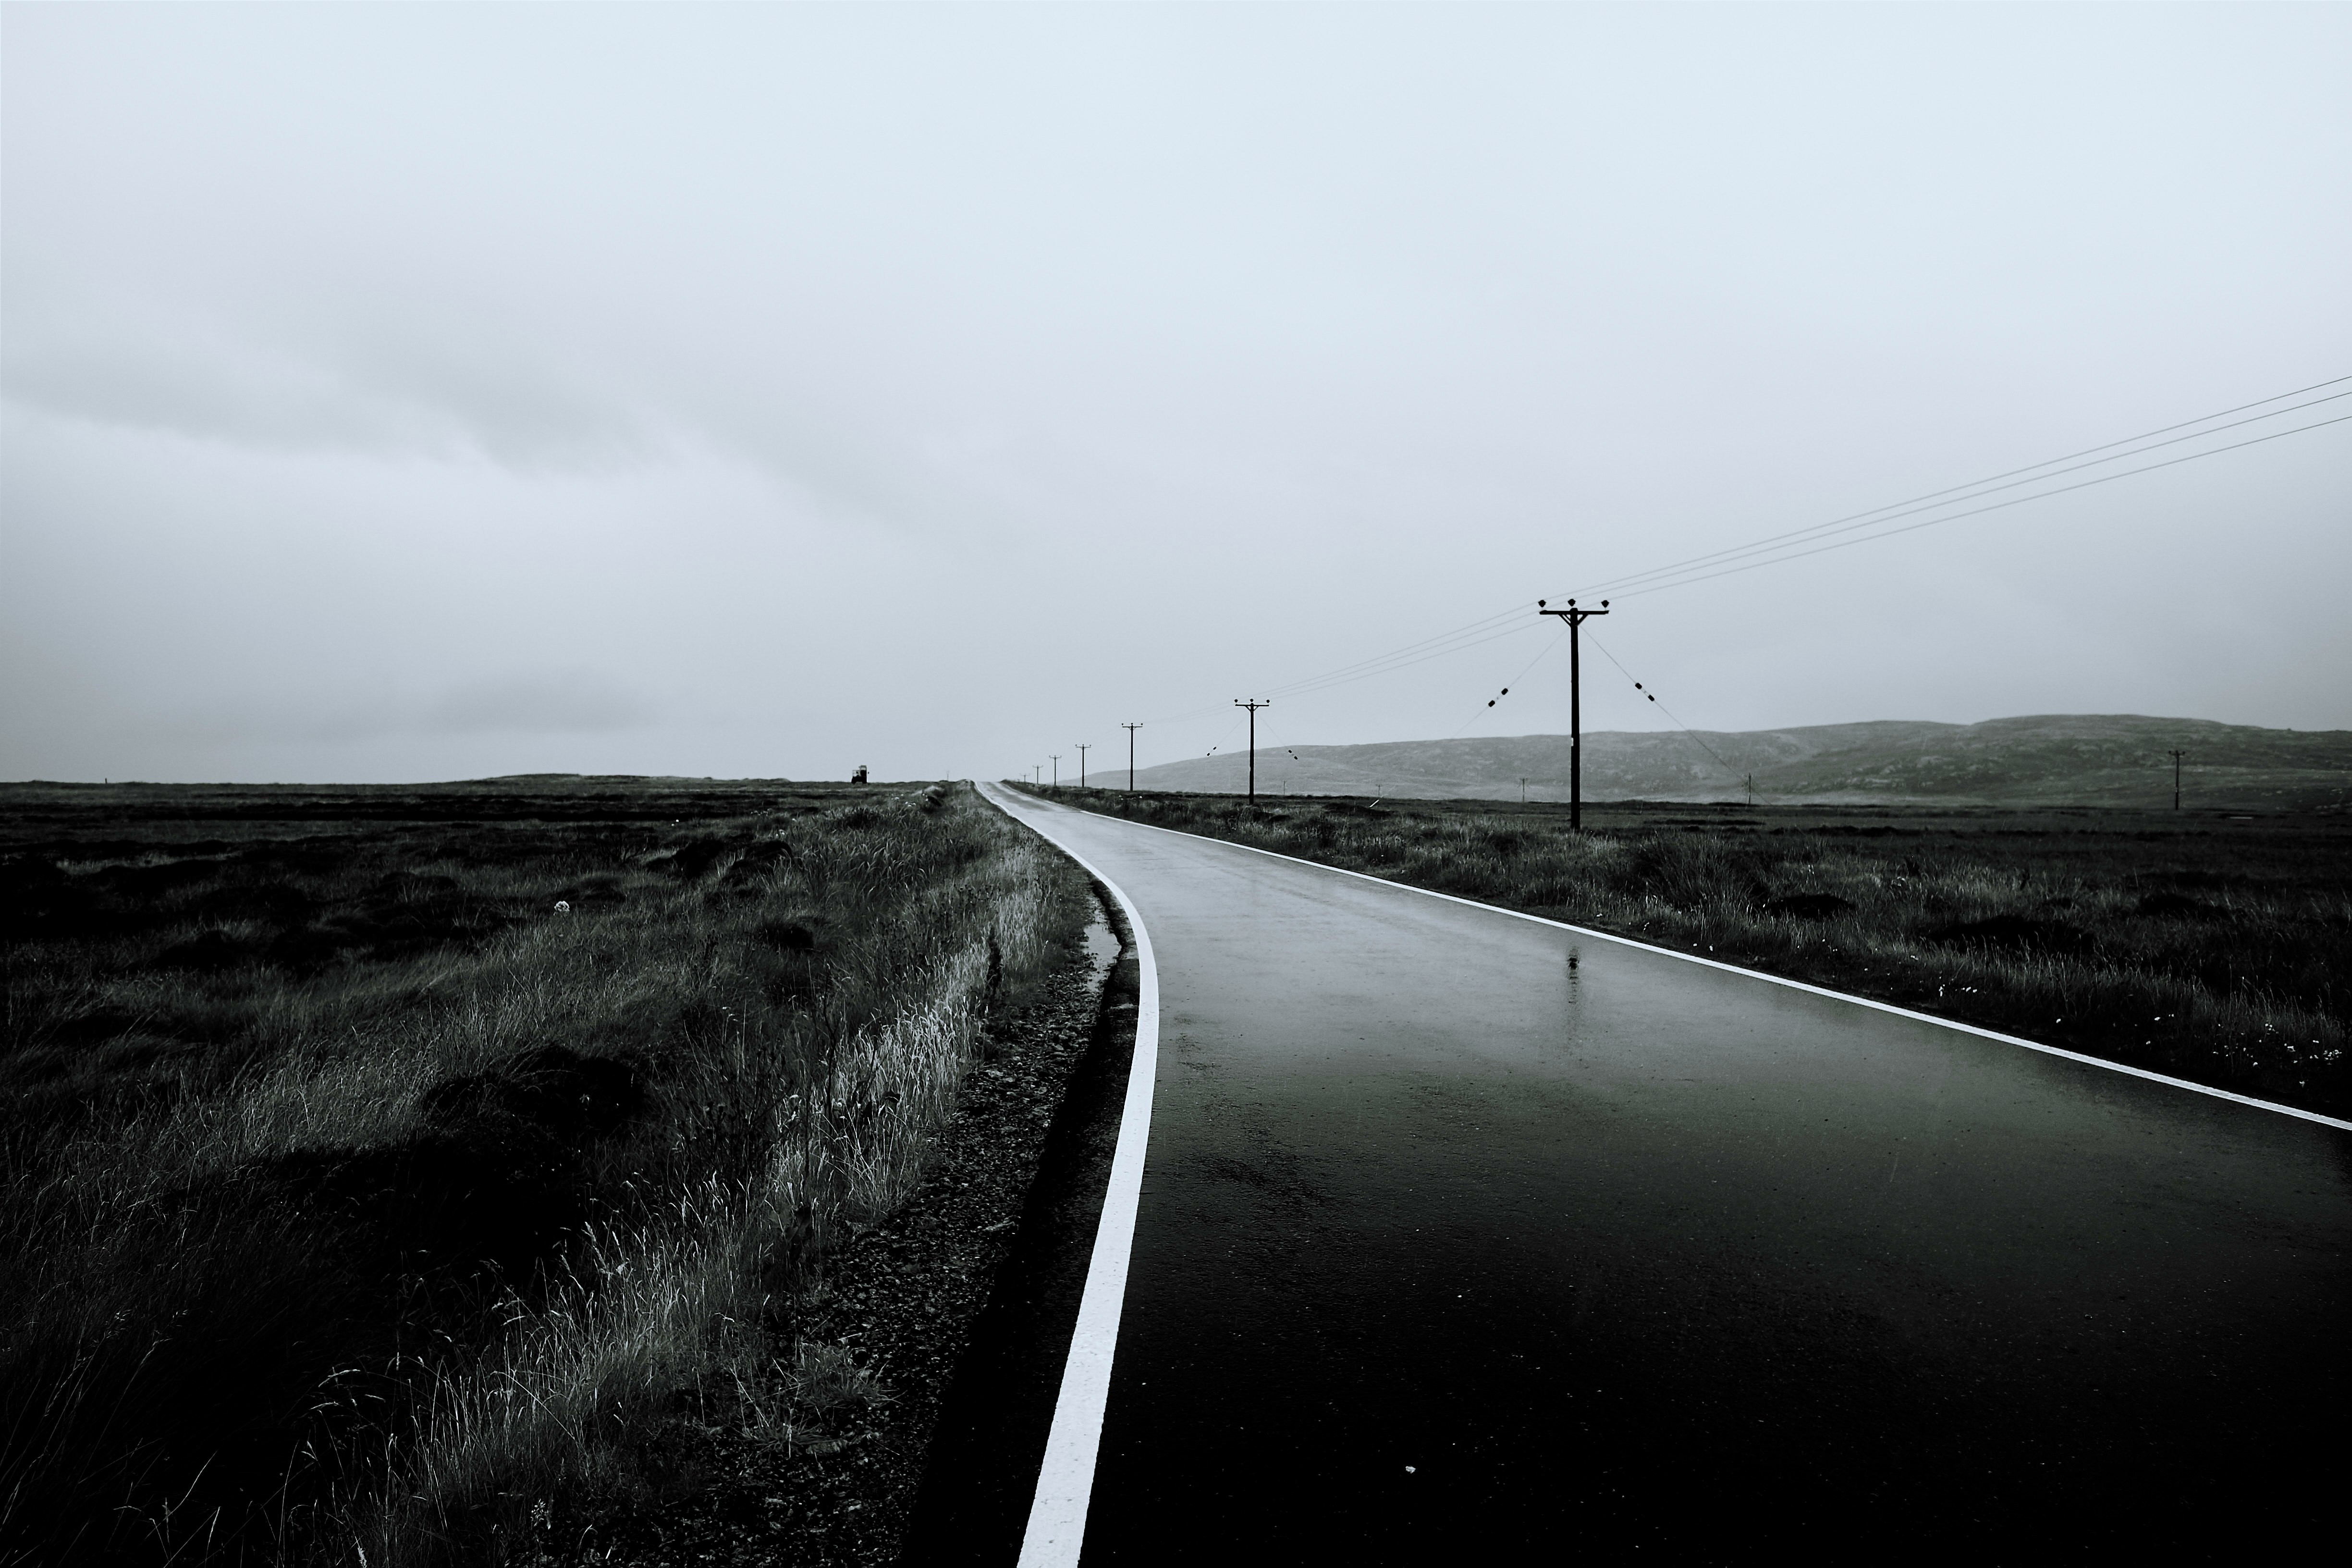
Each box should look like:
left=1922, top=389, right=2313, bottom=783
left=1234, top=699, right=1271, bottom=800
left=1033, top=765, right=1042, bottom=784
left=1536, top=598, right=1609, bottom=832
left=1122, top=723, right=1142, bottom=790
left=1050, top=754, right=1059, bottom=788
left=1744, top=773, right=1757, bottom=808
left=2167, top=748, right=2186, bottom=810
left=1076, top=743, right=1090, bottom=788
left=1520, top=776, right=1529, bottom=804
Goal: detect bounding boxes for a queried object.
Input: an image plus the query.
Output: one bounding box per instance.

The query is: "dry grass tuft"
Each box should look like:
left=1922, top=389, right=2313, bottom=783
left=1, top=779, right=1086, bottom=1566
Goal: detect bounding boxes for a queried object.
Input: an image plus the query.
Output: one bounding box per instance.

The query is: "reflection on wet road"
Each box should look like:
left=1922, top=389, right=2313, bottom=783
left=981, top=786, right=2352, bottom=1559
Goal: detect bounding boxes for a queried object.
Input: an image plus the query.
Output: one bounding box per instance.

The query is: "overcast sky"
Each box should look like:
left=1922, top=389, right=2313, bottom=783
left=5, top=4, right=2347, bottom=784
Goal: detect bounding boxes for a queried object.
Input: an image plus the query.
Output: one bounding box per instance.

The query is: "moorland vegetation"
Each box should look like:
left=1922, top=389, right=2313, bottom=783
left=0, top=778, right=1088, bottom=1565
left=1123, top=713, right=2352, bottom=810
left=1039, top=787, right=2350, bottom=1117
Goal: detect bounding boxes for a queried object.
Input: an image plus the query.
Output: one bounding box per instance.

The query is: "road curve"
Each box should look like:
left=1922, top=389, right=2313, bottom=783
left=977, top=784, right=2352, bottom=1560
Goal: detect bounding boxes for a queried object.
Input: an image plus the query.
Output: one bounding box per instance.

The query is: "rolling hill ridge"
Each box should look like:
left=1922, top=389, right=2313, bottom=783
left=1113, top=715, right=2352, bottom=811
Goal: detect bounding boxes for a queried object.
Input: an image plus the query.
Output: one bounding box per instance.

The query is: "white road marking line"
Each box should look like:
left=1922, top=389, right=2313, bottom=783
left=976, top=784, right=1163, bottom=1568
left=1029, top=789, right=2352, bottom=1136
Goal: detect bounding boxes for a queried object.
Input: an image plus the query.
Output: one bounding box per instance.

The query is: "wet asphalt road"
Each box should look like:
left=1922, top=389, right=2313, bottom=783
left=978, top=787, right=2352, bottom=1560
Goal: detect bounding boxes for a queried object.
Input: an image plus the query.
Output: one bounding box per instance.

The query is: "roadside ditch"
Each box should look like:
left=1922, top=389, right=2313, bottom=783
left=564, top=882, right=1141, bottom=1568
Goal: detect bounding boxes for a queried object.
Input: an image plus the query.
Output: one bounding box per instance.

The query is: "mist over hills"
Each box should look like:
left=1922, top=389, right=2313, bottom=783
left=1115, top=716, right=2352, bottom=812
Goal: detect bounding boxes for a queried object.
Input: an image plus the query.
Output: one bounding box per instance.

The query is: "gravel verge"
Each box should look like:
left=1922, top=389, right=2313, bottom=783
left=541, top=899, right=1124, bottom=1567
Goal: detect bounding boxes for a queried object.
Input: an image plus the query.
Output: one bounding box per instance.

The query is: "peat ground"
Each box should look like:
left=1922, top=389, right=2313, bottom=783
left=1, top=778, right=1096, bottom=1566
left=1032, top=785, right=2352, bottom=1118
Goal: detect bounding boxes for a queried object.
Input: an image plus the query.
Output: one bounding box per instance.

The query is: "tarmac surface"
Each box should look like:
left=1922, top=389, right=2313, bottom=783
left=966, top=784, right=2352, bottom=1560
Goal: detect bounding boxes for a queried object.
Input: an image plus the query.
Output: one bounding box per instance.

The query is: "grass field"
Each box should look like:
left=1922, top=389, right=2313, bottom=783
left=1033, top=786, right=2351, bottom=1118
left=0, top=778, right=1089, bottom=1566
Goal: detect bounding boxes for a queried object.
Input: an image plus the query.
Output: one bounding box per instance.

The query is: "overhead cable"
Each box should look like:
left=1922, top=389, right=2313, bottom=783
left=1134, top=372, right=2348, bottom=730
left=1577, top=388, right=2352, bottom=599
left=1603, top=411, right=2352, bottom=600
left=1584, top=630, right=1755, bottom=789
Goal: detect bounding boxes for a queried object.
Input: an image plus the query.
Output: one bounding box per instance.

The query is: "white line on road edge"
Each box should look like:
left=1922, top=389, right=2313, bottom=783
left=976, top=784, right=1163, bottom=1568
left=1021, top=788, right=2352, bottom=1137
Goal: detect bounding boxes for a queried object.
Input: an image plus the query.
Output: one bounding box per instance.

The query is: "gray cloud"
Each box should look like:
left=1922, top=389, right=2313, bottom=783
left=422, top=672, right=655, bottom=736
left=3, top=295, right=659, bottom=468
left=3, top=5, right=2347, bottom=784
left=122, top=673, right=658, bottom=748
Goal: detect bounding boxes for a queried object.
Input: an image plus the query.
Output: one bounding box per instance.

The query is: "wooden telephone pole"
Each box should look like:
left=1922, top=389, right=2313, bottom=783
left=1536, top=598, right=1608, bottom=832
left=1234, top=699, right=1271, bottom=799
left=1122, top=723, right=1142, bottom=790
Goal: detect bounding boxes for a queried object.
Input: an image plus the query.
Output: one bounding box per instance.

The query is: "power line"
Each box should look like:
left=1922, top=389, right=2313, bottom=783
left=1122, top=373, right=2347, bottom=738
left=1255, top=377, right=2348, bottom=719
left=1606, top=411, right=2352, bottom=600
left=1261, top=603, right=1532, bottom=695
left=1585, top=629, right=1755, bottom=793
left=1447, top=624, right=1568, bottom=738
left=1309, top=376, right=2352, bottom=705
left=1236, top=604, right=1534, bottom=705
left=1267, top=618, right=1544, bottom=702
left=1580, top=390, right=2352, bottom=599
left=1575, top=378, right=2351, bottom=598
left=1135, top=602, right=1539, bottom=725
left=1276, top=380, right=2307, bottom=724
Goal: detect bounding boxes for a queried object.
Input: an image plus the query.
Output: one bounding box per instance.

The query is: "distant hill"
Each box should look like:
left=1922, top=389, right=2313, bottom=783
left=1116, top=715, right=2352, bottom=812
